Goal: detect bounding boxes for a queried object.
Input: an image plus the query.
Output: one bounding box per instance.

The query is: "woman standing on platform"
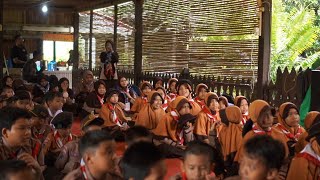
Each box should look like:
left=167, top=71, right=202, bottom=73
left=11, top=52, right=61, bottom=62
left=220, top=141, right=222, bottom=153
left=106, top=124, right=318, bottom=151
left=99, top=40, right=119, bottom=89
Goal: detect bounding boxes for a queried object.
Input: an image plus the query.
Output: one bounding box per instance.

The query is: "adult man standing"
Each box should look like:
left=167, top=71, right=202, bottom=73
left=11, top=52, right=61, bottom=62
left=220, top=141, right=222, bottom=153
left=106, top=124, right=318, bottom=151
left=11, top=35, right=28, bottom=68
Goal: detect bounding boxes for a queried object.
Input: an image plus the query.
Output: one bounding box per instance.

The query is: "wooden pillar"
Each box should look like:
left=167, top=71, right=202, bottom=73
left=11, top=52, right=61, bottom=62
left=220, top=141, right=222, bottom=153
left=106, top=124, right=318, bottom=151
left=89, top=9, right=93, bottom=70
left=53, top=41, right=56, bottom=61
left=0, top=0, right=3, bottom=80
left=257, top=0, right=272, bottom=99
left=72, top=12, right=80, bottom=90
left=73, top=12, right=80, bottom=70
left=134, top=0, right=143, bottom=85
left=114, top=4, right=118, bottom=51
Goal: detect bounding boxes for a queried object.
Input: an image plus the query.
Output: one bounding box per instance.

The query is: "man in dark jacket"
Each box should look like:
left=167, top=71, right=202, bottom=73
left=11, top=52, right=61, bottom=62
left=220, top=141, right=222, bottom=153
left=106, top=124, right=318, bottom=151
left=11, top=35, right=28, bottom=68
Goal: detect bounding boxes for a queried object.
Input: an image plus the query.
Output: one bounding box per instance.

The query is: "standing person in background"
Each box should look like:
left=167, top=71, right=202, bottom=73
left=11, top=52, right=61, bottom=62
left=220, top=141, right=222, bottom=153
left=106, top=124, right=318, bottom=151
left=11, top=35, right=28, bottom=68
left=99, top=40, right=119, bottom=89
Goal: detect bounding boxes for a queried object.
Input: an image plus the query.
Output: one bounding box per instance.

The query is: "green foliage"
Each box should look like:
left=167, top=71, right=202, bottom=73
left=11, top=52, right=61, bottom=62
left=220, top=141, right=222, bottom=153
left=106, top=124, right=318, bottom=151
left=271, top=0, right=320, bottom=81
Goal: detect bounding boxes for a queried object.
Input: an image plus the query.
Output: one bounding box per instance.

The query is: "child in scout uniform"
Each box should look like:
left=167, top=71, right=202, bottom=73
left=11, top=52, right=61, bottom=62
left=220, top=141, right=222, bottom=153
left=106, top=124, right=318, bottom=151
left=55, top=114, right=104, bottom=175
left=63, top=130, right=122, bottom=180
left=0, top=107, right=44, bottom=178
left=30, top=104, right=52, bottom=143
left=99, top=89, right=132, bottom=141
left=194, top=83, right=209, bottom=109
left=130, top=81, right=152, bottom=115
left=167, top=78, right=178, bottom=101
left=42, top=112, right=74, bottom=166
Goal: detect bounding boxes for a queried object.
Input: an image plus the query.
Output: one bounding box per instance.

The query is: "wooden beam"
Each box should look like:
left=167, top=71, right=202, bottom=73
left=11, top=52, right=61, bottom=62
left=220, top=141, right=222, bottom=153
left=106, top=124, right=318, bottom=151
left=0, top=0, right=3, bottom=79
left=257, top=0, right=272, bottom=99
left=134, top=0, right=143, bottom=85
left=73, top=12, right=80, bottom=70
left=89, top=9, right=93, bottom=70
left=113, top=4, right=118, bottom=51
left=76, top=0, right=131, bottom=12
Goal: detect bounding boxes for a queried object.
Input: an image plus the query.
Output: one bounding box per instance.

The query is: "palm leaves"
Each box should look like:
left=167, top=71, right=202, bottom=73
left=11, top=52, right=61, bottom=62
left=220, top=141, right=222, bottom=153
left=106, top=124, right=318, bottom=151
left=271, top=0, right=320, bottom=81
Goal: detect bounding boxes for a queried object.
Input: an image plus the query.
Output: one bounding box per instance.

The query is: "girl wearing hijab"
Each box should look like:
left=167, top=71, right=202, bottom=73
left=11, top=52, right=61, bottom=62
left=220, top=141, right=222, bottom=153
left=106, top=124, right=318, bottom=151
left=155, top=86, right=170, bottom=112
left=295, top=111, right=320, bottom=153
left=80, top=80, right=107, bottom=119
left=273, top=102, right=305, bottom=156
left=235, top=100, right=289, bottom=162
left=116, top=76, right=138, bottom=112
left=134, top=91, right=166, bottom=130
left=167, top=78, right=178, bottom=101
left=194, top=92, right=220, bottom=143
left=194, top=83, right=209, bottom=109
left=175, top=79, right=201, bottom=116
left=152, top=96, right=195, bottom=157
left=234, top=96, right=249, bottom=127
left=287, top=122, right=320, bottom=180
left=218, top=106, right=243, bottom=175
left=130, top=81, right=152, bottom=115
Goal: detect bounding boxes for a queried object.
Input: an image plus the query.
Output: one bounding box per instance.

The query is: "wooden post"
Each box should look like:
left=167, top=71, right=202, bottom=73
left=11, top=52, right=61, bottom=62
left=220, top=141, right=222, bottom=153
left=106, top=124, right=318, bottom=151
left=53, top=41, right=56, bottom=61
left=72, top=12, right=80, bottom=90
left=73, top=12, right=80, bottom=70
left=89, top=9, right=93, bottom=70
left=257, top=0, right=272, bottom=99
left=114, top=4, right=118, bottom=51
left=134, top=0, right=143, bottom=85
left=0, top=0, right=3, bottom=80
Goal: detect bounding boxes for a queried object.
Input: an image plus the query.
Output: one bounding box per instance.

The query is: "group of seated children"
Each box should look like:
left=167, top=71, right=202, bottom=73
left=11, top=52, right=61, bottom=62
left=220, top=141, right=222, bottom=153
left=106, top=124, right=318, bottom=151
left=0, top=73, right=319, bottom=180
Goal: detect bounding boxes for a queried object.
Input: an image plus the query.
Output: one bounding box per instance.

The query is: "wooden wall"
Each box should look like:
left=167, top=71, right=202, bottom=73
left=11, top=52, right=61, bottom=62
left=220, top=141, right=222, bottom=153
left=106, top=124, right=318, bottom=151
left=2, top=8, right=74, bottom=60
left=3, top=8, right=74, bottom=25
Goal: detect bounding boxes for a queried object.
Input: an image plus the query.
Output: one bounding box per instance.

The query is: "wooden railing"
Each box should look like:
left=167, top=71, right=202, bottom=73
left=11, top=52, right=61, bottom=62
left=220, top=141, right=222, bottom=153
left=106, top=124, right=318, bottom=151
left=73, top=67, right=305, bottom=108
left=264, top=67, right=304, bottom=108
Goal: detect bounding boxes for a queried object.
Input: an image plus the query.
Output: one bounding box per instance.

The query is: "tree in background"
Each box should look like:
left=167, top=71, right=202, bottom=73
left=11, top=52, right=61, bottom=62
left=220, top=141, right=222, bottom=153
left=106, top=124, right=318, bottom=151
left=271, top=0, right=320, bottom=81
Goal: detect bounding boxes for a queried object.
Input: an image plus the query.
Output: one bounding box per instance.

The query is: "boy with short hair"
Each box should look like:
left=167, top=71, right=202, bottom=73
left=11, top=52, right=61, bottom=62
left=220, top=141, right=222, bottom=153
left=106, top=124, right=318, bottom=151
left=1, top=85, right=14, bottom=98
left=121, top=141, right=167, bottom=180
left=63, top=130, right=122, bottom=180
left=44, top=91, right=64, bottom=123
left=42, top=112, right=74, bottom=165
left=228, top=135, right=285, bottom=180
left=171, top=141, right=225, bottom=180
left=125, top=125, right=152, bottom=147
left=0, top=107, right=44, bottom=174
left=8, top=90, right=33, bottom=110
left=30, top=104, right=52, bottom=143
left=55, top=114, right=104, bottom=174
left=0, top=159, right=42, bottom=180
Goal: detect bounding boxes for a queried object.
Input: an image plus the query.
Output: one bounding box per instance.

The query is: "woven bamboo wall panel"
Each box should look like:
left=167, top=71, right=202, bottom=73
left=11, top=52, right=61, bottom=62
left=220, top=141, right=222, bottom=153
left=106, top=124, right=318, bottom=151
left=79, top=2, right=135, bottom=69
left=143, top=0, right=259, bottom=78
